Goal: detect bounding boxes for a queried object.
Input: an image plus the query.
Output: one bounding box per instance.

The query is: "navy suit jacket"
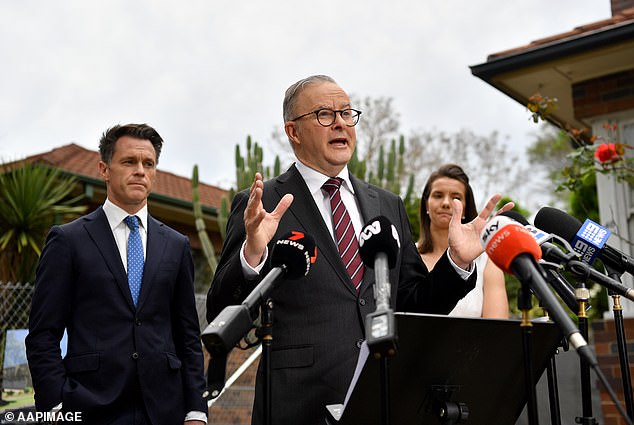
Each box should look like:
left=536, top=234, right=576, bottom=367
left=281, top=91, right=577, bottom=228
left=207, top=165, right=475, bottom=425
left=26, top=207, right=206, bottom=424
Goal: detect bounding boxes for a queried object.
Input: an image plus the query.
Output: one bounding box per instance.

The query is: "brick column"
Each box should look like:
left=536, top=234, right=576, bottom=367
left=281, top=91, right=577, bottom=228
left=592, top=318, right=634, bottom=425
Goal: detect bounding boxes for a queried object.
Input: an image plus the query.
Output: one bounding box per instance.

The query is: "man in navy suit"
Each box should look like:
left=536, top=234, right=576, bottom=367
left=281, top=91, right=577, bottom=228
left=207, top=75, right=512, bottom=425
left=26, top=124, right=207, bottom=424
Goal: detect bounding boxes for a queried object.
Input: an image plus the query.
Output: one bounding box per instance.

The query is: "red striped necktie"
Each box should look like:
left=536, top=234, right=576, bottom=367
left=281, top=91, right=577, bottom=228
left=322, top=177, right=365, bottom=291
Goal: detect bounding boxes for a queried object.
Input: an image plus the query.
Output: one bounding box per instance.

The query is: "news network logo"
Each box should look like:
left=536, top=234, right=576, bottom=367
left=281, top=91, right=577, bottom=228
left=480, top=215, right=517, bottom=247
left=359, top=218, right=400, bottom=249
left=571, top=219, right=611, bottom=265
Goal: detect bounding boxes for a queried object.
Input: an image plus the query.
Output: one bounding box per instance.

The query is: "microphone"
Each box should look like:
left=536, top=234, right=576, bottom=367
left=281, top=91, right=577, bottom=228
left=201, top=231, right=316, bottom=356
left=359, top=215, right=400, bottom=310
left=480, top=216, right=597, bottom=366
left=501, top=211, right=634, bottom=305
left=241, top=231, right=316, bottom=311
left=500, top=211, right=580, bottom=312
left=541, top=242, right=634, bottom=302
left=358, top=215, right=400, bottom=357
left=535, top=206, right=634, bottom=276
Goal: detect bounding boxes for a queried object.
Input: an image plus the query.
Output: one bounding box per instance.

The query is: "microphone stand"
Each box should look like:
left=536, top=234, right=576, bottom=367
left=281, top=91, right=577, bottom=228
left=257, top=298, right=275, bottom=425
left=381, top=356, right=391, bottom=425
left=539, top=307, right=563, bottom=425
left=605, top=264, right=634, bottom=419
left=574, top=279, right=598, bottom=425
left=545, top=345, right=562, bottom=425
left=518, top=284, right=539, bottom=425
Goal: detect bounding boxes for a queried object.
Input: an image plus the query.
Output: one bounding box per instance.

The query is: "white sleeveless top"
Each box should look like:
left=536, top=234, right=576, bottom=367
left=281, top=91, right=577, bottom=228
left=448, top=254, right=489, bottom=317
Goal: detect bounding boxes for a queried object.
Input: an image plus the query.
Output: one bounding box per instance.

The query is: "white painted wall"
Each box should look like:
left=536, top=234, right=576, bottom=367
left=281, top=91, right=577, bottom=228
left=594, top=111, right=634, bottom=316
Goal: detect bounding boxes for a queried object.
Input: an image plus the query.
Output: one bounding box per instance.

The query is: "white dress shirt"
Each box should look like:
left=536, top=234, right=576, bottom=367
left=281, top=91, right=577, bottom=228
left=295, top=161, right=363, bottom=240
left=102, top=199, right=148, bottom=271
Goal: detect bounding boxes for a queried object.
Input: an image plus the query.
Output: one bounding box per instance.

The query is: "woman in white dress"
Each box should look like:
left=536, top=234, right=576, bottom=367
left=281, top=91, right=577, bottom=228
left=417, top=164, right=509, bottom=318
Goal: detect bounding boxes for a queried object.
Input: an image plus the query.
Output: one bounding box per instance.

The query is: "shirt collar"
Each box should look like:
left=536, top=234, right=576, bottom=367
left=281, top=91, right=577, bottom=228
left=294, top=161, right=355, bottom=196
left=103, top=199, right=148, bottom=231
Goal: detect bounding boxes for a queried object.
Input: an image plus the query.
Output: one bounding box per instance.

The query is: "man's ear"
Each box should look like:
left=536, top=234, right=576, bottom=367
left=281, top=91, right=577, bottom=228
left=284, top=121, right=301, bottom=147
left=98, top=161, right=109, bottom=183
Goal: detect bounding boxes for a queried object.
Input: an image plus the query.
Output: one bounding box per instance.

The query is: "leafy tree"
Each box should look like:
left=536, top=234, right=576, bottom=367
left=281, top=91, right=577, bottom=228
left=525, top=123, right=599, bottom=221
left=349, top=95, right=400, bottom=167
left=568, top=173, right=600, bottom=224
left=405, top=128, right=531, bottom=210
left=268, top=126, right=295, bottom=169
left=526, top=124, right=574, bottom=179
left=526, top=124, right=574, bottom=209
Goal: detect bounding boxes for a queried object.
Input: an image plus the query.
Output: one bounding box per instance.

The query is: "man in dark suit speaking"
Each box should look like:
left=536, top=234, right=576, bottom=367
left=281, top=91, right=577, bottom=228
left=206, top=75, right=512, bottom=425
left=26, top=124, right=207, bottom=424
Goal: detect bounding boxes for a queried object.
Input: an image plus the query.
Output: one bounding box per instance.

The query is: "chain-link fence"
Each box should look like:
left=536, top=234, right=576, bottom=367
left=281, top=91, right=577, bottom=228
left=1, top=282, right=33, bottom=330
left=2, top=285, right=208, bottom=335
left=1, top=282, right=34, bottom=393
left=0, top=286, right=210, bottom=391
left=0, top=285, right=224, bottom=420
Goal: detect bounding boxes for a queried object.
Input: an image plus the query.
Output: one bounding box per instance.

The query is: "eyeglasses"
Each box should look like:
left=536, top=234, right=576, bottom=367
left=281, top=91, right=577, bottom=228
left=290, top=108, right=362, bottom=127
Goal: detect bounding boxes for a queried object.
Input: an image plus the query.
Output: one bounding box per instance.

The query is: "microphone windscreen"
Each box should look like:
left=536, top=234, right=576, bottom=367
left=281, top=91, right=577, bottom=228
left=480, top=216, right=542, bottom=273
left=500, top=210, right=529, bottom=226
left=534, top=207, right=582, bottom=243
left=358, top=216, right=400, bottom=268
left=271, top=231, right=316, bottom=279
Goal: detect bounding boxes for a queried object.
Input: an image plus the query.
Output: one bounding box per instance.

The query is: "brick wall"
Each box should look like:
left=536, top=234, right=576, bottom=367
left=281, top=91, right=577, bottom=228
left=572, top=70, right=634, bottom=120
left=591, top=317, right=634, bottom=425
left=207, top=347, right=258, bottom=425
left=612, top=0, right=634, bottom=15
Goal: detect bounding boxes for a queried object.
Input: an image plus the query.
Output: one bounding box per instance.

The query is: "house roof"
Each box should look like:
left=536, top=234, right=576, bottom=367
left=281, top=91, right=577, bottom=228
left=488, top=7, right=634, bottom=60
left=470, top=7, right=634, bottom=132
left=12, top=143, right=227, bottom=209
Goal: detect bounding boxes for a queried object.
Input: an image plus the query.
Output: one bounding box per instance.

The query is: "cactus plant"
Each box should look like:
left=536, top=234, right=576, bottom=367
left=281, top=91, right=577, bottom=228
left=192, top=136, right=280, bottom=276
left=191, top=164, right=218, bottom=274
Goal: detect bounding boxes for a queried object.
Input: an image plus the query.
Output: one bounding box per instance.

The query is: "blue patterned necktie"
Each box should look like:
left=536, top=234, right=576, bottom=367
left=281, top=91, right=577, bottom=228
left=124, top=215, right=144, bottom=307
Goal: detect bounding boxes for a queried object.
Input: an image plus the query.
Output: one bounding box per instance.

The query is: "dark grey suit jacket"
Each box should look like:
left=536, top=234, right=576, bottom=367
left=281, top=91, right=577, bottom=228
left=26, top=207, right=206, bottom=424
left=207, top=165, right=475, bottom=425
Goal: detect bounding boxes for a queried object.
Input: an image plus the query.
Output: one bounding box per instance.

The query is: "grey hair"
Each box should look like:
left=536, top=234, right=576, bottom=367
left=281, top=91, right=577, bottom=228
left=282, top=75, right=337, bottom=123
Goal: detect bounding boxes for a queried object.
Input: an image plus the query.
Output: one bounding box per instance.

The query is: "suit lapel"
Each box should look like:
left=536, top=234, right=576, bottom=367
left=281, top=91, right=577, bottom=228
left=275, top=165, right=357, bottom=296
left=83, top=207, right=136, bottom=310
left=137, top=215, right=165, bottom=310
left=350, top=175, right=381, bottom=295
left=351, top=175, right=380, bottom=223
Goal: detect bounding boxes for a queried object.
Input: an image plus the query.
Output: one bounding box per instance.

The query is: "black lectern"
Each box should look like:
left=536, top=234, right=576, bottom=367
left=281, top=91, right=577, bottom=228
left=327, top=312, right=562, bottom=425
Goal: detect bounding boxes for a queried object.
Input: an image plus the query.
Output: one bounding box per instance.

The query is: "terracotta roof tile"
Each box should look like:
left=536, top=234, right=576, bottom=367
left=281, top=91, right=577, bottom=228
left=488, top=7, right=634, bottom=60
left=10, top=143, right=227, bottom=208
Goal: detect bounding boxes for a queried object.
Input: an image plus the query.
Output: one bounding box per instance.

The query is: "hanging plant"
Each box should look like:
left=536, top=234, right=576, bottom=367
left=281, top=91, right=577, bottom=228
left=527, top=93, right=634, bottom=192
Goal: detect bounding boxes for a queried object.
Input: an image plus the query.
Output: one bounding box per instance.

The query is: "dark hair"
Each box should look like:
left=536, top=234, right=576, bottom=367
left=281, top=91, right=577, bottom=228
left=99, top=123, right=163, bottom=164
left=417, top=164, right=477, bottom=254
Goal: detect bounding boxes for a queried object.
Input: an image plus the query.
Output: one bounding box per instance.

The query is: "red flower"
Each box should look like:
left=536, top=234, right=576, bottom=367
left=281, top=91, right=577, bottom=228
left=594, top=143, right=620, bottom=164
